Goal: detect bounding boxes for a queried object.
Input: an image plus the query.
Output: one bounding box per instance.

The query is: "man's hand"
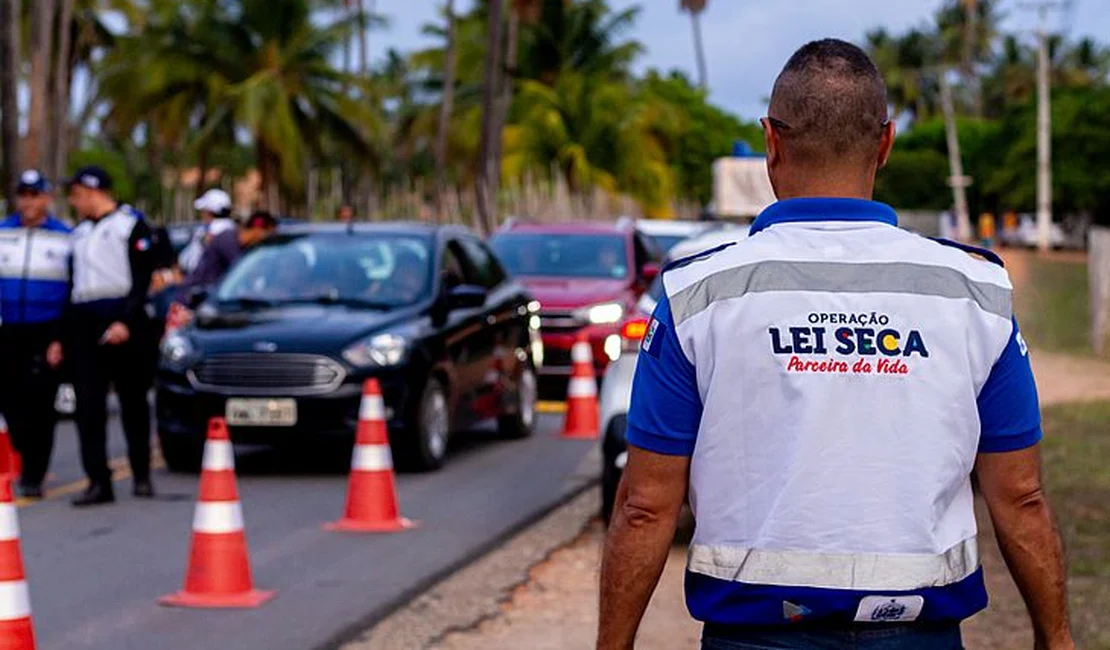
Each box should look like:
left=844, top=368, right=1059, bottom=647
left=100, top=322, right=131, bottom=346
left=46, top=342, right=63, bottom=368
left=598, top=446, right=690, bottom=650
left=976, top=446, right=1074, bottom=650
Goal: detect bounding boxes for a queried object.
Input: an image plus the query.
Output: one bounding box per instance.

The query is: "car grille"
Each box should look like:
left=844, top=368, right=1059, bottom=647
left=540, top=310, right=585, bottom=332
left=188, top=354, right=347, bottom=396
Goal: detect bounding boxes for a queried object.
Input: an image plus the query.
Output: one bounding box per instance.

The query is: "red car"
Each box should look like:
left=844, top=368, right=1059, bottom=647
left=489, top=221, right=662, bottom=379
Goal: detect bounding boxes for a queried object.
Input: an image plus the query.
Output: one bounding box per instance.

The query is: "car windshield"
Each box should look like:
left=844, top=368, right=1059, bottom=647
left=216, top=234, right=433, bottom=308
left=490, top=233, right=629, bottom=280
left=647, top=234, right=689, bottom=253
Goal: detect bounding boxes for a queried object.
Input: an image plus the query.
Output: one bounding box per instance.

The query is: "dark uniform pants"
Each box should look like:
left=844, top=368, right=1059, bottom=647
left=0, top=325, right=60, bottom=487
left=69, top=319, right=152, bottom=486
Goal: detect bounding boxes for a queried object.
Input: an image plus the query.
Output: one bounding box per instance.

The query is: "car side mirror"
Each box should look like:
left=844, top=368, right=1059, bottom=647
left=640, top=262, right=661, bottom=283
left=447, top=284, right=487, bottom=310
left=184, top=287, right=209, bottom=310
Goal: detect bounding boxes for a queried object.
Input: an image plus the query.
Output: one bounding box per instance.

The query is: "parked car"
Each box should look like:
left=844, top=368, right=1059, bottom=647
left=489, top=222, right=662, bottom=381
left=156, top=223, right=540, bottom=472
left=634, top=218, right=719, bottom=254
left=598, top=226, right=749, bottom=522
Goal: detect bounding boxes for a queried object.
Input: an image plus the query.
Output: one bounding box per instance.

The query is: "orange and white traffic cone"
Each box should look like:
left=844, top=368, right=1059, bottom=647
left=0, top=418, right=22, bottom=480
left=0, top=479, right=36, bottom=648
left=326, top=379, right=415, bottom=533
left=561, top=334, right=600, bottom=440
left=159, top=418, right=274, bottom=609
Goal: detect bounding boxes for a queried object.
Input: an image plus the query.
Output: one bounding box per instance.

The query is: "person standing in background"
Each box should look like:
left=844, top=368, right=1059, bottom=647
left=337, top=204, right=356, bottom=223
left=178, top=188, right=236, bottom=274
left=0, top=170, right=72, bottom=498
left=65, top=166, right=157, bottom=507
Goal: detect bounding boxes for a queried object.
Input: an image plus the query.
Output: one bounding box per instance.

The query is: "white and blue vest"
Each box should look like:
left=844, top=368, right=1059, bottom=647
left=0, top=215, right=72, bottom=325
left=627, top=198, right=1041, bottom=626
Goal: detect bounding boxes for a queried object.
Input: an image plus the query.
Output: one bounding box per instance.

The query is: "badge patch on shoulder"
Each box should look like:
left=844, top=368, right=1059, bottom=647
left=641, top=318, right=664, bottom=357
left=854, top=596, right=924, bottom=623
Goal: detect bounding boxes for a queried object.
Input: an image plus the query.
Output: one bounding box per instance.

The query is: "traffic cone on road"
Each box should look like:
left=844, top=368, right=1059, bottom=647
left=0, top=418, right=22, bottom=480
left=159, top=418, right=274, bottom=609
left=0, top=479, right=36, bottom=648
left=561, top=334, right=600, bottom=440
left=326, top=379, right=415, bottom=533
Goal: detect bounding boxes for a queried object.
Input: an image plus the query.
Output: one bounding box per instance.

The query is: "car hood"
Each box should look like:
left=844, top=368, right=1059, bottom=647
left=190, top=304, right=417, bottom=355
left=517, top=277, right=630, bottom=310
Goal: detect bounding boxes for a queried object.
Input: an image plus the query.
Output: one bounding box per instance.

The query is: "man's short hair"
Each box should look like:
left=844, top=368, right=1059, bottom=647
left=768, top=39, right=889, bottom=166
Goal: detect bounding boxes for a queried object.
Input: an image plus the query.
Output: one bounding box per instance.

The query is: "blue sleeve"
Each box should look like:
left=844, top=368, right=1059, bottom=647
left=977, top=318, right=1042, bottom=453
left=626, top=292, right=703, bottom=456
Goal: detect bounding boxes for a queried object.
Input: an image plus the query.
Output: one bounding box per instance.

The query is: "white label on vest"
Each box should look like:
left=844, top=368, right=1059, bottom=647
left=854, top=596, right=924, bottom=623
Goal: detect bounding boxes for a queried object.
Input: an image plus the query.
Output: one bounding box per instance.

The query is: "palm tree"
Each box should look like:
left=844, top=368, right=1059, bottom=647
left=865, top=28, right=940, bottom=124
left=518, top=0, right=644, bottom=85
left=476, top=0, right=505, bottom=235
left=680, top=0, right=708, bottom=90
left=0, top=0, right=19, bottom=202
left=49, top=0, right=77, bottom=181
left=434, top=0, right=459, bottom=219
left=24, top=0, right=56, bottom=169
left=935, top=0, right=1000, bottom=116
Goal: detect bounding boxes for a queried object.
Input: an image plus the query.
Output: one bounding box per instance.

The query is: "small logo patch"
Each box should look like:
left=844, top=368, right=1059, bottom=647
left=1016, top=331, right=1029, bottom=357
left=641, top=318, right=663, bottom=356
left=782, top=601, right=811, bottom=622
left=135, top=238, right=150, bottom=251
left=854, top=596, right=924, bottom=623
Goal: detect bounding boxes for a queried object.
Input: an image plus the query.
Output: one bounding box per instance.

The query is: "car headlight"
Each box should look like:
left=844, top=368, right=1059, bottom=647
left=580, top=302, right=624, bottom=325
left=160, top=333, right=196, bottom=369
left=342, top=333, right=409, bottom=368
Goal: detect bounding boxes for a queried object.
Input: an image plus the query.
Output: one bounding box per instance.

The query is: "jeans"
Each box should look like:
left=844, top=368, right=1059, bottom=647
left=702, top=622, right=963, bottom=650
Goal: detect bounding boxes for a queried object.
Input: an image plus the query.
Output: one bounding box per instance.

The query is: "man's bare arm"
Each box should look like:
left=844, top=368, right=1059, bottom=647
left=975, top=445, right=1073, bottom=650
left=597, top=446, right=690, bottom=650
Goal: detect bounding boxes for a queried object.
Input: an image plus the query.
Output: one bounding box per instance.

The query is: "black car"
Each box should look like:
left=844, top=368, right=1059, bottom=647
left=156, top=222, right=541, bottom=472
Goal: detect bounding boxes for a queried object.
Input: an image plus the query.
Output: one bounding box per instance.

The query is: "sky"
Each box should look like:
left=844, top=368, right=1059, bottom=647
left=368, top=0, right=1110, bottom=120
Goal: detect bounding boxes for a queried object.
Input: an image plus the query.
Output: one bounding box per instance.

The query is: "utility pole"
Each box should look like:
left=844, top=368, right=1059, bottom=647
left=1020, top=1, right=1068, bottom=252
left=939, top=72, right=973, bottom=242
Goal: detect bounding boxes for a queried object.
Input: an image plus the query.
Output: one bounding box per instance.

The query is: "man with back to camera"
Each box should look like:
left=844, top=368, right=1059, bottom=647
left=598, top=40, right=1072, bottom=650
left=0, top=170, right=71, bottom=498
left=65, top=166, right=157, bottom=506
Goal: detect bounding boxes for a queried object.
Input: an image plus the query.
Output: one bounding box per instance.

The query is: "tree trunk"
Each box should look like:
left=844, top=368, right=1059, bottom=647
left=24, top=0, right=56, bottom=169
left=194, top=144, right=210, bottom=201
left=491, top=8, right=518, bottom=203
left=51, top=0, right=75, bottom=181
left=0, top=0, right=21, bottom=203
left=434, top=0, right=458, bottom=222
left=476, top=0, right=505, bottom=237
left=359, top=0, right=372, bottom=78
left=690, top=9, right=708, bottom=90
left=1090, top=226, right=1110, bottom=356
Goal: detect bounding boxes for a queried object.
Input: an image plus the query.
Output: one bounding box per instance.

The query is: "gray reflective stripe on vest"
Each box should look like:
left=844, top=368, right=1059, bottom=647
left=669, top=260, right=1012, bottom=324
left=687, top=537, right=979, bottom=591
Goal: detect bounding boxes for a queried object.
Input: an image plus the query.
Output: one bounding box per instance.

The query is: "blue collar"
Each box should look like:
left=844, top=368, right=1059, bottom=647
left=749, top=198, right=898, bottom=236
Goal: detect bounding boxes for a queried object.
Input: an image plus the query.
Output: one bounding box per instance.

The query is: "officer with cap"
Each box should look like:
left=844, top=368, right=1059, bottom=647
left=0, top=170, right=71, bottom=498
left=65, top=165, right=157, bottom=506
left=178, top=188, right=236, bottom=274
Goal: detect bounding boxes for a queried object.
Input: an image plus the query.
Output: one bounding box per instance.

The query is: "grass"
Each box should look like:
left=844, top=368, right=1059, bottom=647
left=1013, top=256, right=1092, bottom=355
left=1041, top=400, right=1110, bottom=649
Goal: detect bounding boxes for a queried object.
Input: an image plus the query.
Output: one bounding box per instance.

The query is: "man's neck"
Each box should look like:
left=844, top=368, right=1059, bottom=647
left=90, top=202, right=119, bottom=221
left=19, top=213, right=48, bottom=228
left=772, top=170, right=876, bottom=201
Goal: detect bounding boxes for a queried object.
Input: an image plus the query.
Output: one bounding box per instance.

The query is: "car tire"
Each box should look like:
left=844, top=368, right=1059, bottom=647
left=396, top=377, right=451, bottom=472
left=498, top=364, right=537, bottom=439
left=159, top=433, right=203, bottom=473
left=601, top=415, right=628, bottom=526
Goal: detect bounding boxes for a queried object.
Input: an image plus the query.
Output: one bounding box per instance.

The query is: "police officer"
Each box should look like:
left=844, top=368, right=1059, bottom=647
left=599, top=40, right=1072, bottom=649
left=65, top=166, right=156, bottom=506
left=0, top=170, right=71, bottom=498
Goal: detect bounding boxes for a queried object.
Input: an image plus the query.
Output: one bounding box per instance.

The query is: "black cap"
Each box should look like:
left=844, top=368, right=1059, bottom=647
left=65, top=166, right=114, bottom=192
left=16, top=169, right=50, bottom=194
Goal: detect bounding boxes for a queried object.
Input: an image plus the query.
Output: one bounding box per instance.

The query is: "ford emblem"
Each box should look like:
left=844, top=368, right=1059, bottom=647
left=254, top=341, right=278, bottom=353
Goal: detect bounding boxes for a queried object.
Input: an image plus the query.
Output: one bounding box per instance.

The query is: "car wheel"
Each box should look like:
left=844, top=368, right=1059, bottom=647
left=397, top=377, right=451, bottom=472
left=498, top=365, right=537, bottom=439
left=158, top=432, right=203, bottom=474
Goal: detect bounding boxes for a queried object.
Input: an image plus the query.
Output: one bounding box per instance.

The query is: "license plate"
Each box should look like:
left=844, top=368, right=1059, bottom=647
left=225, top=398, right=297, bottom=427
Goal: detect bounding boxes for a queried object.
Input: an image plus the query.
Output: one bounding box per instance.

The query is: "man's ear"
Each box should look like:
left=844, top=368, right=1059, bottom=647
left=877, top=121, right=896, bottom=169
left=762, top=118, right=781, bottom=167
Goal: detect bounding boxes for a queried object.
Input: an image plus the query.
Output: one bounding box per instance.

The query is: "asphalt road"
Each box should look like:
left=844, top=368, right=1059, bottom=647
left=16, top=409, right=596, bottom=650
